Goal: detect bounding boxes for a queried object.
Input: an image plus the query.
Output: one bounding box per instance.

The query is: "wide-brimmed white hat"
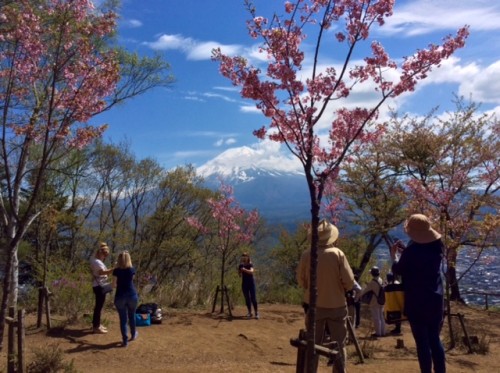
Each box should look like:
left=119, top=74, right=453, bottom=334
left=310, top=220, right=339, bottom=246
left=405, top=214, right=441, bottom=244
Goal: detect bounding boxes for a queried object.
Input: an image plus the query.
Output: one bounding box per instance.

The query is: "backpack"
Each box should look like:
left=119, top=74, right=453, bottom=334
left=375, top=281, right=386, bottom=305
left=361, top=280, right=385, bottom=305
left=136, top=303, right=163, bottom=324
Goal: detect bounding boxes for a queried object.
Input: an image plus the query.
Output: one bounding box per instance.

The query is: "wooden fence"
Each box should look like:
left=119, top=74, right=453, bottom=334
left=463, top=290, right=500, bottom=310
left=5, top=306, right=25, bottom=373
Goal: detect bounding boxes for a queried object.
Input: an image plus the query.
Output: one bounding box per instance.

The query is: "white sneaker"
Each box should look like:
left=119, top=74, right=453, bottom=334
left=93, top=326, right=108, bottom=334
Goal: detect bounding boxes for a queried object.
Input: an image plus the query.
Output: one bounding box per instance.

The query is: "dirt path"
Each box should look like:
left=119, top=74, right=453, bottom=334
left=2, top=303, right=499, bottom=372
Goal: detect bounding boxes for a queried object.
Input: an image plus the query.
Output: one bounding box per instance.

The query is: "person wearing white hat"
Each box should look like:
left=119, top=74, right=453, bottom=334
left=297, top=219, right=355, bottom=370
left=391, top=214, right=446, bottom=373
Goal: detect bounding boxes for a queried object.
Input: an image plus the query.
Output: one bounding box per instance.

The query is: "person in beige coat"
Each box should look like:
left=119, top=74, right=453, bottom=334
left=297, top=220, right=355, bottom=368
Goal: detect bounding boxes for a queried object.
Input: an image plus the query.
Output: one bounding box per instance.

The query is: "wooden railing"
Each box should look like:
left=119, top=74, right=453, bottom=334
left=5, top=307, right=25, bottom=373
left=463, top=291, right=500, bottom=310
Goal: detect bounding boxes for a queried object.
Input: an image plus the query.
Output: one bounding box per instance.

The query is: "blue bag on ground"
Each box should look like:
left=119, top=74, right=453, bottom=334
left=136, top=303, right=163, bottom=324
left=135, top=312, right=151, bottom=327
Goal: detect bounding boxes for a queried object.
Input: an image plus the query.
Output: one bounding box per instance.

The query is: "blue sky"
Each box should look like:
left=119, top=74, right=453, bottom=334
left=92, top=0, right=500, bottom=172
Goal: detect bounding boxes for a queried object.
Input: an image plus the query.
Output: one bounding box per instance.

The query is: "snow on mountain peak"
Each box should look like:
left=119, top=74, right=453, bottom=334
left=197, top=142, right=303, bottom=181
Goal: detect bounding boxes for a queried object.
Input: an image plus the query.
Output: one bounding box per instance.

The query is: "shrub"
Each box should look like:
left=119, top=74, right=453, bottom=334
left=45, top=260, right=94, bottom=322
left=27, top=344, right=80, bottom=373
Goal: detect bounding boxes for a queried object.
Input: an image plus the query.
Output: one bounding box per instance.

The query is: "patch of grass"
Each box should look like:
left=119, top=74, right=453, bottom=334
left=27, top=344, right=81, bottom=373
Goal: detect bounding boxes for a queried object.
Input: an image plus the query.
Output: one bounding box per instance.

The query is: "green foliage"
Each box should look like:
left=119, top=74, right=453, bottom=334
left=257, top=225, right=308, bottom=304
left=27, top=344, right=80, bottom=373
left=43, top=260, right=94, bottom=322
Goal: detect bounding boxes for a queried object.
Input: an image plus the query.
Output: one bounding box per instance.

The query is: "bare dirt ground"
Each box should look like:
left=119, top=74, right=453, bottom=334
left=2, top=302, right=499, bottom=373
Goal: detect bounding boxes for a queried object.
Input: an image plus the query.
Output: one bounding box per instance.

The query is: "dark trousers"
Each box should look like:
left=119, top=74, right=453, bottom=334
left=242, top=282, right=258, bottom=313
left=92, top=286, right=106, bottom=328
left=354, top=301, right=361, bottom=327
left=409, top=318, right=446, bottom=373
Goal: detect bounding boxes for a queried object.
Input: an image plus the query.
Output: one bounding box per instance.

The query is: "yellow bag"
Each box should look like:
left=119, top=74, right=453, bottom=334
left=384, top=284, right=406, bottom=324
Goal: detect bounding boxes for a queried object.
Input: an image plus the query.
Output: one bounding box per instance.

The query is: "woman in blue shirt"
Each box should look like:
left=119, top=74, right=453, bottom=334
left=113, top=251, right=139, bottom=347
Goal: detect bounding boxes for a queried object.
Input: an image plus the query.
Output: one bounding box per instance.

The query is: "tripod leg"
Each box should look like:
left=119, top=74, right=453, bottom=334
left=211, top=286, right=220, bottom=313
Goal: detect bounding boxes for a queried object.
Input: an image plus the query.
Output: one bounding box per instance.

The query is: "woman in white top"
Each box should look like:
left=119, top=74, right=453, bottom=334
left=90, top=242, right=113, bottom=334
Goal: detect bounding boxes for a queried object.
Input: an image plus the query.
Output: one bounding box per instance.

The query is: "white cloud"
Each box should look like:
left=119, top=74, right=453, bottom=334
left=214, top=86, right=240, bottom=92
left=143, top=34, right=193, bottom=51
left=184, top=95, right=205, bottom=102
left=383, top=0, right=500, bottom=36
left=143, top=34, right=243, bottom=61
left=240, top=105, right=260, bottom=114
left=121, top=19, right=142, bottom=28
left=458, top=61, right=500, bottom=104
left=202, top=92, right=238, bottom=103
left=214, top=137, right=237, bottom=147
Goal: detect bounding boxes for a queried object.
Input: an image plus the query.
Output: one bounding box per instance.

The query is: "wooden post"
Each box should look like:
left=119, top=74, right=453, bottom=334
left=457, top=313, right=473, bottom=354
left=223, top=286, right=233, bottom=317
left=290, top=329, right=345, bottom=373
left=346, top=316, right=364, bottom=363
left=294, top=329, right=307, bottom=373
left=7, top=306, right=15, bottom=373
left=17, top=309, right=25, bottom=373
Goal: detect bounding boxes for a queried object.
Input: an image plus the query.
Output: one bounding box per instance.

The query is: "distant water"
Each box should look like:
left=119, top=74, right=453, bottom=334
left=456, top=247, right=500, bottom=307
left=375, top=245, right=500, bottom=308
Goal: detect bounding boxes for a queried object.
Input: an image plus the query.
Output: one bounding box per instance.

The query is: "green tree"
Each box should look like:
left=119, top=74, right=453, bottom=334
left=336, top=140, right=407, bottom=275
left=136, top=166, right=215, bottom=306
left=0, top=0, right=173, bottom=348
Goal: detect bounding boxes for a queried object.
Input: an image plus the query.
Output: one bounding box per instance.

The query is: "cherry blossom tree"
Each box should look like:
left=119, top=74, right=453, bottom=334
left=388, top=98, right=499, bottom=303
left=187, top=181, right=259, bottom=315
left=213, top=0, right=468, bottom=368
left=0, top=0, right=172, bottom=348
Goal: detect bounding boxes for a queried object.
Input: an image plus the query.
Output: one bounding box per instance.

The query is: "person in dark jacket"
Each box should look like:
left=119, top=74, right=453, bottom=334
left=391, top=214, right=446, bottom=373
left=239, top=252, right=259, bottom=319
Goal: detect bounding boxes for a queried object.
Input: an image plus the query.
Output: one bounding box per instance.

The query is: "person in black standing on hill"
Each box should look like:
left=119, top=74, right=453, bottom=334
left=391, top=214, right=446, bottom=373
left=239, top=252, right=259, bottom=319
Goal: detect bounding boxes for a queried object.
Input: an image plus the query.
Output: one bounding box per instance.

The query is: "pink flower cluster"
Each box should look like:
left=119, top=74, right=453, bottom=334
left=0, top=0, right=120, bottom=149
left=186, top=181, right=259, bottom=254
left=213, top=0, right=469, bottom=197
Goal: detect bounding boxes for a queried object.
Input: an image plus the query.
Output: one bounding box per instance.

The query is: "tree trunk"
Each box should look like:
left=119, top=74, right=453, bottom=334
left=446, top=247, right=464, bottom=303
left=305, top=180, right=321, bottom=373
left=357, top=234, right=383, bottom=276
left=0, top=238, right=20, bottom=351
left=219, top=251, right=226, bottom=313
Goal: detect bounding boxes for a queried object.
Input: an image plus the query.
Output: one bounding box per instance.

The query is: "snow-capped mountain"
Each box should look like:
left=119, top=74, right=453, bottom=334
left=197, top=144, right=304, bottom=183
left=196, top=144, right=310, bottom=228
